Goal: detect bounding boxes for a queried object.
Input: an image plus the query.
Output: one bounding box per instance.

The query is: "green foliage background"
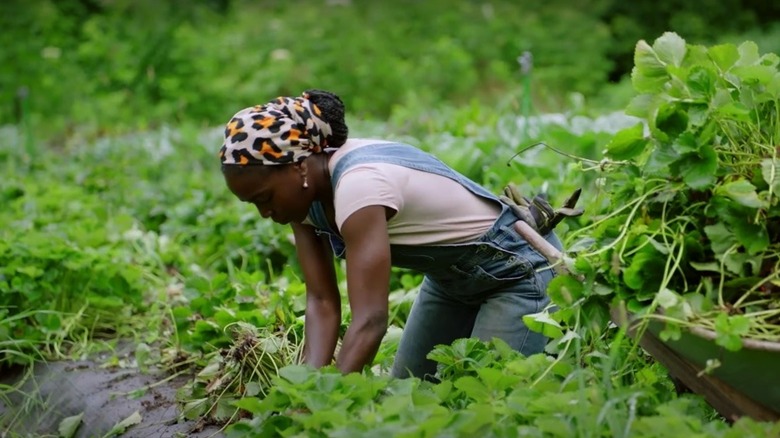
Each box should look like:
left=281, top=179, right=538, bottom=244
left=3, top=0, right=779, bottom=139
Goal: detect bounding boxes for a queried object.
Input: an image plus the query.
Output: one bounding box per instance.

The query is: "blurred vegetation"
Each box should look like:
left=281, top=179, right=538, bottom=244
left=2, top=0, right=779, bottom=141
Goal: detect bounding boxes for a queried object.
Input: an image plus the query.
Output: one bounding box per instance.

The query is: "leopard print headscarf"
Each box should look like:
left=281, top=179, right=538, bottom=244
left=219, top=92, right=333, bottom=166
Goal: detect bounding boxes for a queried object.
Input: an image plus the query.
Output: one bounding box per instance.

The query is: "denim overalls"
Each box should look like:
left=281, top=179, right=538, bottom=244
left=307, top=143, right=562, bottom=379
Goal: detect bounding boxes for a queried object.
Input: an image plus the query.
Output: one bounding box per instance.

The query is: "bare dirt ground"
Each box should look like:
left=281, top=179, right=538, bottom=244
left=0, top=349, right=226, bottom=438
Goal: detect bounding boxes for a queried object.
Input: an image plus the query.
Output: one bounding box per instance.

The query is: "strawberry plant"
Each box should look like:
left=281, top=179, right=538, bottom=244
left=224, top=338, right=779, bottom=437
left=550, top=32, right=780, bottom=349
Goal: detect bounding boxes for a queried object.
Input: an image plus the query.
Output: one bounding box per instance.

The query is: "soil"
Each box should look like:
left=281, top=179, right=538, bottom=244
left=0, top=347, right=226, bottom=438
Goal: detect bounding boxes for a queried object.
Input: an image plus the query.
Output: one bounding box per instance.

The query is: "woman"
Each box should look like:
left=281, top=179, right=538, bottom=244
left=219, top=89, right=564, bottom=380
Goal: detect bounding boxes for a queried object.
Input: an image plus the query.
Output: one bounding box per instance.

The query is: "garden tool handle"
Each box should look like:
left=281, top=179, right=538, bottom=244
left=513, top=220, right=567, bottom=276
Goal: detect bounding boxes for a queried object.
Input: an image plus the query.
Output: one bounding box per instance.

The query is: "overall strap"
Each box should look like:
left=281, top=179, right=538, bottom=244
left=308, top=200, right=331, bottom=233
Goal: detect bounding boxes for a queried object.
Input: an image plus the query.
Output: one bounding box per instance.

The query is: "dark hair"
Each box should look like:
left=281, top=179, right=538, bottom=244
left=305, top=89, right=348, bottom=148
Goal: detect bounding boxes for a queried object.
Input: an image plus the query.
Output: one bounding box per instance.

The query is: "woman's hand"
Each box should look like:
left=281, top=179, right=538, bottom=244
left=292, top=223, right=341, bottom=367
left=336, top=205, right=393, bottom=373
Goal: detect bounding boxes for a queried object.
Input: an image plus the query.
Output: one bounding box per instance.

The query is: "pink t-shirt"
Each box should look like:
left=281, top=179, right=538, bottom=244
left=326, top=139, right=501, bottom=245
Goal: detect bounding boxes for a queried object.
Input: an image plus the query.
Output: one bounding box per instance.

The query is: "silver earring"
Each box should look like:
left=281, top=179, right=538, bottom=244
left=303, top=176, right=309, bottom=189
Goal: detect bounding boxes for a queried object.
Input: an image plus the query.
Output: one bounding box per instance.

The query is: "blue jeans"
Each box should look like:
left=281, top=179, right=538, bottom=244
left=389, top=208, right=561, bottom=380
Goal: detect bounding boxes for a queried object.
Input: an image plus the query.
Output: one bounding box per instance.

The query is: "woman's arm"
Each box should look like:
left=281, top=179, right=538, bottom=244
left=291, top=222, right=341, bottom=368
left=336, top=205, right=392, bottom=373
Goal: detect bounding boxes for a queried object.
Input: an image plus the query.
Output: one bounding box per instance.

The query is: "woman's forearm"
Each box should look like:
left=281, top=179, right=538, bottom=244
left=335, top=312, right=388, bottom=373
left=303, top=297, right=341, bottom=367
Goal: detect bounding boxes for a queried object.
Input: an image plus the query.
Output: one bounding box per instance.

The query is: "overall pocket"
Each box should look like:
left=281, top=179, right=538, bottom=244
left=447, top=243, right=534, bottom=284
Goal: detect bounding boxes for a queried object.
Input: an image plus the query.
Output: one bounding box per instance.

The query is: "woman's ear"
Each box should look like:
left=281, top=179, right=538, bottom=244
left=293, top=160, right=309, bottom=188
left=294, top=160, right=307, bottom=177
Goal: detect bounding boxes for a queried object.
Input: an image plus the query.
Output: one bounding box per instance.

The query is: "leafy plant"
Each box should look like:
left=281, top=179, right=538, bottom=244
left=0, top=181, right=150, bottom=365
left=553, top=32, right=780, bottom=349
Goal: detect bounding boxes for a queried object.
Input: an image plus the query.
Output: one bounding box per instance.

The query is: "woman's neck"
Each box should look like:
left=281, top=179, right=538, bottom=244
left=310, top=153, right=334, bottom=204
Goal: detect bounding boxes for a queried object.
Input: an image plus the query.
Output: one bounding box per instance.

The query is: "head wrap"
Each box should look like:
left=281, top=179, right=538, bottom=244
left=219, top=93, right=333, bottom=166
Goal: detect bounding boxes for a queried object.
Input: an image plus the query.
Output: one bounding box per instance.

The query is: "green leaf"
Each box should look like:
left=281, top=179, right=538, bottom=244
left=710, top=90, right=733, bottom=114
left=417, top=410, right=452, bottom=436
left=58, top=412, right=83, bottom=438
left=302, top=407, right=349, bottom=430
left=279, top=364, right=312, bottom=385
left=476, top=367, right=521, bottom=392
left=625, top=93, right=656, bottom=119
left=767, top=72, right=780, bottom=96
left=653, top=32, right=687, bottom=67
left=686, top=103, right=709, bottom=128
left=546, top=275, right=585, bottom=306
left=723, top=252, right=752, bottom=276
left=715, top=102, right=752, bottom=121
left=659, top=321, right=682, bottom=342
left=715, top=179, right=765, bottom=209
left=736, top=41, right=760, bottom=66
left=454, top=376, right=490, bottom=401
left=716, top=334, right=744, bottom=352
left=244, top=381, right=262, bottom=397
left=761, top=158, right=780, bottom=195
left=686, top=66, right=716, bottom=99
left=627, top=298, right=646, bottom=314
left=730, top=315, right=751, bottom=335
left=623, top=247, right=666, bottom=291
left=431, top=379, right=453, bottom=402
left=643, top=141, right=680, bottom=175
left=731, top=65, right=777, bottom=85
left=704, top=222, right=738, bottom=255
left=214, top=397, right=240, bottom=421
left=632, top=40, right=668, bottom=93
left=381, top=393, right=412, bottom=417
left=714, top=313, right=750, bottom=351
left=213, top=309, right=237, bottom=329
left=252, top=390, right=292, bottom=412
left=654, top=103, right=689, bottom=140
left=522, top=311, right=564, bottom=339
left=761, top=52, right=780, bottom=68
left=674, top=145, right=718, bottom=190
left=656, top=288, right=680, bottom=309
left=182, top=398, right=209, bottom=420
left=671, top=132, right=699, bottom=155
left=604, top=123, right=647, bottom=161
left=689, top=261, right=721, bottom=273
left=708, top=43, right=739, bottom=71
left=732, top=220, right=769, bottom=255
left=233, top=397, right=264, bottom=414
left=135, top=342, right=151, bottom=374
left=411, top=388, right=440, bottom=406
left=107, top=411, right=142, bottom=436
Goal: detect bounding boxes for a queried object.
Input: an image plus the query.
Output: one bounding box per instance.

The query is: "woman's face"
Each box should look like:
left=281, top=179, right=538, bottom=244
left=223, top=164, right=312, bottom=225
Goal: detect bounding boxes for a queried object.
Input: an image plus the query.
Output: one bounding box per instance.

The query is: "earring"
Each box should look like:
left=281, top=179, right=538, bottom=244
left=303, top=176, right=309, bottom=189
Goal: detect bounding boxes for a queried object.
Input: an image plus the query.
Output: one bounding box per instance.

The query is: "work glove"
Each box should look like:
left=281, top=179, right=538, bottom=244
left=500, top=183, right=584, bottom=235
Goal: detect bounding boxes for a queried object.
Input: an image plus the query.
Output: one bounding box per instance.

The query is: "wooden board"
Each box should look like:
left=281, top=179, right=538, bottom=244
left=611, top=308, right=780, bottom=422
left=633, top=324, right=779, bottom=422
